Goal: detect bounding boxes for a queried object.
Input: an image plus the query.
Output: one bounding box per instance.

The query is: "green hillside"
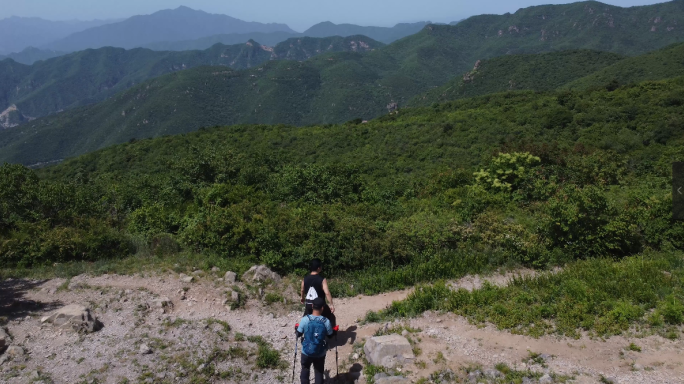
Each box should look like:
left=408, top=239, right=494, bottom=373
left=0, top=47, right=66, bottom=65
left=563, top=42, right=684, bottom=89
left=4, top=77, right=684, bottom=336
left=302, top=21, right=429, bottom=44
left=410, top=50, right=625, bottom=106
left=0, top=36, right=382, bottom=125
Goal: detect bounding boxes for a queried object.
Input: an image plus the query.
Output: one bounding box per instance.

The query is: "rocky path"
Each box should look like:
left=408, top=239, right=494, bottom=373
left=0, top=268, right=682, bottom=384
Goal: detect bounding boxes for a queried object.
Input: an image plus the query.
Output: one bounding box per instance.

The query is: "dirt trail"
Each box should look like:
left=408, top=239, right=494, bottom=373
left=0, top=271, right=682, bottom=384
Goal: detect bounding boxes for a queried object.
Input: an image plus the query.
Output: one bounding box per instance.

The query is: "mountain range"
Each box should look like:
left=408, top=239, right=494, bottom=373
left=0, top=35, right=382, bottom=128
left=0, top=16, right=116, bottom=55
left=2, top=0, right=684, bottom=166
left=43, top=6, right=295, bottom=53
left=143, top=21, right=431, bottom=52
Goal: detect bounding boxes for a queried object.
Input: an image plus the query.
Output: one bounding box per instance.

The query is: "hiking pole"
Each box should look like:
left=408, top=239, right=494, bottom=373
left=292, top=323, right=299, bottom=384
left=333, top=325, right=340, bottom=382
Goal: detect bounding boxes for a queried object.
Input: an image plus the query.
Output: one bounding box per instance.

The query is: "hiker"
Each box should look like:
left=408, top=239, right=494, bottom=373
left=296, top=297, right=336, bottom=384
left=301, top=258, right=336, bottom=327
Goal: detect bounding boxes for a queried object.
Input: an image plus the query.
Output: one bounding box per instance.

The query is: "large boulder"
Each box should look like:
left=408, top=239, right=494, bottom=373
left=40, top=304, right=103, bottom=333
left=364, top=334, right=415, bottom=368
left=242, top=265, right=281, bottom=283
left=0, top=327, right=10, bottom=349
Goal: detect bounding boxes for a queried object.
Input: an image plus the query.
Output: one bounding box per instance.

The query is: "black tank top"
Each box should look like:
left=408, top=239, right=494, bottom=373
left=303, top=274, right=325, bottom=305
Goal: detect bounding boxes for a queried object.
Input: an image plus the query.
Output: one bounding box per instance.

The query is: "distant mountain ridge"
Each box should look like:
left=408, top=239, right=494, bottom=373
left=0, top=47, right=66, bottom=65
left=3, top=0, right=684, bottom=165
left=143, top=21, right=431, bottom=52
left=0, top=16, right=116, bottom=54
left=302, top=21, right=430, bottom=44
left=0, top=35, right=383, bottom=125
left=44, top=6, right=296, bottom=52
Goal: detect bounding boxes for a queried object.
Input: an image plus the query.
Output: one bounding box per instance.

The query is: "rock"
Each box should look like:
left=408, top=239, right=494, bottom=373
left=179, top=274, right=194, bottom=283
left=374, top=375, right=410, bottom=384
left=363, top=334, right=415, bottom=369
left=540, top=353, right=551, bottom=361
left=242, top=265, right=281, bottom=283
left=211, top=267, right=220, bottom=272
left=140, top=344, right=152, bottom=355
left=192, top=270, right=205, bottom=276
left=522, top=378, right=533, bottom=384
left=231, top=291, right=240, bottom=302
left=3, top=346, right=26, bottom=362
left=467, top=370, right=482, bottom=383
left=633, top=363, right=644, bottom=371
left=484, top=369, right=502, bottom=379
left=401, top=330, right=408, bottom=337
left=352, top=353, right=359, bottom=360
left=0, top=328, right=11, bottom=349
left=539, top=374, right=553, bottom=384
left=197, top=364, right=206, bottom=372
left=224, top=271, right=237, bottom=284
left=150, top=297, right=172, bottom=309
left=40, top=304, right=103, bottom=333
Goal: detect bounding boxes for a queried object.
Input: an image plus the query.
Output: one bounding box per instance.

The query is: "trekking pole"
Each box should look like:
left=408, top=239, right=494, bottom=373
left=292, top=324, right=299, bottom=384
left=333, top=325, right=340, bottom=381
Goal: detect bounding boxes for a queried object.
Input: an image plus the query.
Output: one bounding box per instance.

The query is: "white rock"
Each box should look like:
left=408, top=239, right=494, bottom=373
left=40, top=304, right=103, bottom=333
left=242, top=265, right=281, bottom=283
left=363, top=334, right=415, bottom=369
left=140, top=344, right=152, bottom=355
left=539, top=374, right=553, bottom=384
left=224, top=271, right=237, bottom=284
left=211, top=267, right=220, bottom=272
left=179, top=274, right=194, bottom=283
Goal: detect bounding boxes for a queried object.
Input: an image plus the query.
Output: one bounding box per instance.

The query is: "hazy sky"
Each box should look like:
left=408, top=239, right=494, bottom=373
left=2, top=0, right=669, bottom=31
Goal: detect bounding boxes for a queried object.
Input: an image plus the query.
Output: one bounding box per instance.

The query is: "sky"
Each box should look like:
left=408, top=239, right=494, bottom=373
left=1, top=0, right=670, bottom=32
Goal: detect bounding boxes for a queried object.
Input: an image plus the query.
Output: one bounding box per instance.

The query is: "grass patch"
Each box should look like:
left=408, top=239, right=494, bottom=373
left=370, top=251, right=684, bottom=338
left=627, top=343, right=642, bottom=352
left=205, top=318, right=231, bottom=333
left=264, top=292, right=284, bottom=305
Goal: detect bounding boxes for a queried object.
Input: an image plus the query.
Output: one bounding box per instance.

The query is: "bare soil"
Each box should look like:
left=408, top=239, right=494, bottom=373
left=0, top=270, right=682, bottom=384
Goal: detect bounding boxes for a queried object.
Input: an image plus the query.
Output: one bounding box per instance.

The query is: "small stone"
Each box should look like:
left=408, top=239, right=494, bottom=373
left=192, top=270, right=204, bottom=276
left=231, top=291, right=240, bottom=302
left=266, top=313, right=274, bottom=320
left=352, top=353, right=359, bottom=360
left=522, top=378, right=533, bottom=384
left=224, top=271, right=237, bottom=284
left=633, top=363, right=644, bottom=371
left=211, top=267, right=220, bottom=272
left=539, top=374, right=553, bottom=384
left=401, top=330, right=409, bottom=337
left=140, top=344, right=152, bottom=355
left=179, top=274, right=194, bottom=283
left=484, top=369, right=502, bottom=378
left=197, top=364, right=206, bottom=372
left=150, top=297, right=172, bottom=309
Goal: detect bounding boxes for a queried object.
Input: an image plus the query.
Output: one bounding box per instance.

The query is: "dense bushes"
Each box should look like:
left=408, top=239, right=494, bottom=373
left=2, top=79, right=684, bottom=296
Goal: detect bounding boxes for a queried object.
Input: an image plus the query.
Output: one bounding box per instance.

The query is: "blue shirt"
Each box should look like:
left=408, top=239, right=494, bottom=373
left=297, top=315, right=333, bottom=357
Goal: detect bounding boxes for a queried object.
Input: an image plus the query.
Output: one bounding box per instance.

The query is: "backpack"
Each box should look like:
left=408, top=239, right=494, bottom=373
left=302, top=315, right=328, bottom=356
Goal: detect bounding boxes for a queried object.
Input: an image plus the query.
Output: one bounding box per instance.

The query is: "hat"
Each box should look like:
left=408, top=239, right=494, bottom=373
left=312, top=297, right=325, bottom=310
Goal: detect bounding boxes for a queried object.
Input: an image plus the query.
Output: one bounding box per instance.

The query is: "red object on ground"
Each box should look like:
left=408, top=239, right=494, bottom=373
left=333, top=325, right=339, bottom=331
